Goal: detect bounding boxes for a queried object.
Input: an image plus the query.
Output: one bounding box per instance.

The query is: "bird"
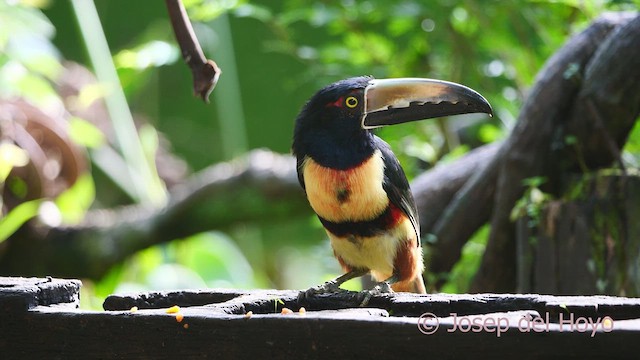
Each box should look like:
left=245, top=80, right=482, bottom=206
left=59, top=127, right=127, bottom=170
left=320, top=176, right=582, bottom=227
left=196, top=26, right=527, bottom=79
left=292, top=76, right=492, bottom=302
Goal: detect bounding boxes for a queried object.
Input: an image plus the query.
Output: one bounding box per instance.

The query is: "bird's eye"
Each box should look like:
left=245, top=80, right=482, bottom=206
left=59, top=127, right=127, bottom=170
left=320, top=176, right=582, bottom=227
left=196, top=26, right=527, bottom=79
left=345, top=96, right=358, bottom=108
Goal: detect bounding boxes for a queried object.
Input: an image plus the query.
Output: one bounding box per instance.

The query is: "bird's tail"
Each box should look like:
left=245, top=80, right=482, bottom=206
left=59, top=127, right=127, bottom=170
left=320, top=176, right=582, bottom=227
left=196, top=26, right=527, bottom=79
left=391, top=274, right=426, bottom=294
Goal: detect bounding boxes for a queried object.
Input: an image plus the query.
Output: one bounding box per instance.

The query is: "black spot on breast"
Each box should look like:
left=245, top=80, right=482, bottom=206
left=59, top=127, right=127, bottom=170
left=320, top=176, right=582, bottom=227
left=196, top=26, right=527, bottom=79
left=336, top=188, right=350, bottom=203
left=347, top=235, right=360, bottom=245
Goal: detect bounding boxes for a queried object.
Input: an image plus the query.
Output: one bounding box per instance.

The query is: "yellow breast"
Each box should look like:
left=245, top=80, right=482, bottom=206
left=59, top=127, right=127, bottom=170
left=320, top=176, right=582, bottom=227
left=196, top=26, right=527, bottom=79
left=302, top=150, right=389, bottom=222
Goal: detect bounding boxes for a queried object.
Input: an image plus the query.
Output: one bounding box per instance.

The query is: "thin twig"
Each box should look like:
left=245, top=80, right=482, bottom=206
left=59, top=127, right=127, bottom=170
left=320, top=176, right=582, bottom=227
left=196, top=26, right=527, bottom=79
left=165, top=0, right=221, bottom=102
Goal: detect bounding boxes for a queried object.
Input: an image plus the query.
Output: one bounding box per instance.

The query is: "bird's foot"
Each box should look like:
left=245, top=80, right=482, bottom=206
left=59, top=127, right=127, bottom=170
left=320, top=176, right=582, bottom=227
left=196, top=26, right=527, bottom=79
left=298, top=280, right=348, bottom=302
left=358, top=281, right=394, bottom=307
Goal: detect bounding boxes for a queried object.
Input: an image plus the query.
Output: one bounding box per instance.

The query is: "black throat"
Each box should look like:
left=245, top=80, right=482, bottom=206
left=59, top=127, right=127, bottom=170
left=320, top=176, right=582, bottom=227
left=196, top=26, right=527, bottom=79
left=294, top=127, right=376, bottom=170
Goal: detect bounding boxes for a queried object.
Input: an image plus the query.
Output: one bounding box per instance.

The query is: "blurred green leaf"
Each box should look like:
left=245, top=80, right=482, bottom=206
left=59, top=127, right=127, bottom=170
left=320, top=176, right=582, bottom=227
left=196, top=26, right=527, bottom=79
left=0, top=142, right=29, bottom=182
left=139, top=123, right=159, bottom=164
left=137, top=124, right=168, bottom=201
left=176, top=232, right=255, bottom=288
left=478, top=123, right=505, bottom=143
left=565, top=134, right=578, bottom=145
left=388, top=17, right=416, bottom=37
left=54, top=174, right=95, bottom=224
left=0, top=1, right=55, bottom=49
left=522, top=176, right=548, bottom=188
left=114, top=40, right=178, bottom=70
left=234, top=3, right=273, bottom=22
left=450, top=6, right=479, bottom=36
left=623, top=118, right=640, bottom=153
left=7, top=175, right=28, bottom=199
left=440, top=224, right=489, bottom=293
left=510, top=177, right=553, bottom=223
left=623, top=118, right=640, bottom=167
left=0, top=61, right=59, bottom=105
left=440, top=145, right=471, bottom=163
left=68, top=116, right=106, bottom=148
left=145, top=263, right=208, bottom=290
left=0, top=1, right=61, bottom=106
left=403, top=137, right=437, bottom=164
left=0, top=198, right=41, bottom=243
left=186, top=0, right=246, bottom=21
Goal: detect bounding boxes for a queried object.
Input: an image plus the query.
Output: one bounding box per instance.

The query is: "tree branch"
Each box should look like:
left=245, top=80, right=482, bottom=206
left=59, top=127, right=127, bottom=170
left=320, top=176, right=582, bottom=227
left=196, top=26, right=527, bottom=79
left=165, top=0, right=221, bottom=102
left=565, top=14, right=640, bottom=169
left=0, top=145, right=496, bottom=280
left=413, top=142, right=500, bottom=233
left=470, top=12, right=639, bottom=292
left=0, top=150, right=307, bottom=279
left=411, top=142, right=500, bottom=287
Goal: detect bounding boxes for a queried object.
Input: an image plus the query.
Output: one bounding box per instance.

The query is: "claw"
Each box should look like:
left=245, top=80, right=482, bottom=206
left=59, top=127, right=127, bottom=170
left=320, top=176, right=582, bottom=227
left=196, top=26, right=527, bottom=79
left=358, top=281, right=394, bottom=307
left=298, top=280, right=348, bottom=302
left=298, top=269, right=370, bottom=303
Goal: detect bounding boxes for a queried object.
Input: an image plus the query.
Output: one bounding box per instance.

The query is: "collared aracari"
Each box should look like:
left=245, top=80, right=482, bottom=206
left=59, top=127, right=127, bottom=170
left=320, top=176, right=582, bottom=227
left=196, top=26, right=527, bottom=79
left=292, top=76, right=492, bottom=300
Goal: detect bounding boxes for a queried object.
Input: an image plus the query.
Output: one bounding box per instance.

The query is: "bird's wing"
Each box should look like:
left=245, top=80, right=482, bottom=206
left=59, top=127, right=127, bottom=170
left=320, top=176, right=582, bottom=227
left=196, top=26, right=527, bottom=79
left=375, top=137, right=421, bottom=247
left=296, top=155, right=306, bottom=191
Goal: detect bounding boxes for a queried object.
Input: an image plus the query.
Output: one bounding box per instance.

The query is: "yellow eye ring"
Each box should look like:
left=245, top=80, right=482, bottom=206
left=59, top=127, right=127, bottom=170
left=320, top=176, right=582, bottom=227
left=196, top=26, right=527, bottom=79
left=345, top=96, right=358, bottom=108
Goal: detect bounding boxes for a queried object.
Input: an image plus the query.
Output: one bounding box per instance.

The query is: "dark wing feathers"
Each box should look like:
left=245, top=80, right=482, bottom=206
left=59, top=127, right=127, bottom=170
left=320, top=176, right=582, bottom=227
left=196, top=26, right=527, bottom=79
left=296, top=156, right=306, bottom=190
left=374, top=136, right=421, bottom=246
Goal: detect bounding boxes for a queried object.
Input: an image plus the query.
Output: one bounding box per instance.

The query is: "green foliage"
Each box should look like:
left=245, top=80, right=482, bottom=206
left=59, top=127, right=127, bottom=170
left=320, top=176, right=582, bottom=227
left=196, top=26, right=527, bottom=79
left=54, top=174, right=95, bottom=224
left=81, top=231, right=261, bottom=308
left=2, top=0, right=640, bottom=308
left=114, top=39, right=179, bottom=98
left=0, top=143, right=29, bottom=182
left=68, top=117, right=106, bottom=148
left=0, top=0, right=61, bottom=105
left=440, top=224, right=489, bottom=293
left=623, top=119, right=640, bottom=167
left=0, top=199, right=41, bottom=243
left=587, top=188, right=629, bottom=294
left=478, top=123, right=505, bottom=144
left=0, top=2, right=60, bottom=240
left=0, top=1, right=111, bottom=242
left=511, top=177, right=554, bottom=227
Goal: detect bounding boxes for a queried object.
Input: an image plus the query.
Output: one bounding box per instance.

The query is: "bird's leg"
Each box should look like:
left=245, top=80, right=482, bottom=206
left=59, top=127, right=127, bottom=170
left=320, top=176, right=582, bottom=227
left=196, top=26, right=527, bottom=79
left=299, top=268, right=369, bottom=300
left=358, top=274, right=398, bottom=307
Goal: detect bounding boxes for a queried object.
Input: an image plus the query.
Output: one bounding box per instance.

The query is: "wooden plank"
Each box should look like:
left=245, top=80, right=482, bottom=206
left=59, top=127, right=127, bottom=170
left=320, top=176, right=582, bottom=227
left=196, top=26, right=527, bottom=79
left=105, top=288, right=640, bottom=321
left=2, top=304, right=640, bottom=359
left=625, top=178, right=640, bottom=295
left=0, top=276, right=81, bottom=312
left=521, top=175, right=640, bottom=296
left=3, top=277, right=640, bottom=358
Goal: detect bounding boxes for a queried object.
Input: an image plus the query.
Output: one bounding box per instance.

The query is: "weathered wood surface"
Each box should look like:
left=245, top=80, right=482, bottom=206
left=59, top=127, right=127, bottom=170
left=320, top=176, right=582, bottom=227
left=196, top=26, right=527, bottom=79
left=0, top=276, right=80, bottom=311
left=104, top=287, right=640, bottom=321
left=2, top=277, right=640, bottom=359
left=518, top=175, right=640, bottom=296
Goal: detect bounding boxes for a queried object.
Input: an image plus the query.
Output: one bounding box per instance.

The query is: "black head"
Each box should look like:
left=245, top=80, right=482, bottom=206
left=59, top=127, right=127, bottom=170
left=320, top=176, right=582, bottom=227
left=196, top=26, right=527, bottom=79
left=294, top=76, right=372, bottom=141
left=292, top=76, right=374, bottom=169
